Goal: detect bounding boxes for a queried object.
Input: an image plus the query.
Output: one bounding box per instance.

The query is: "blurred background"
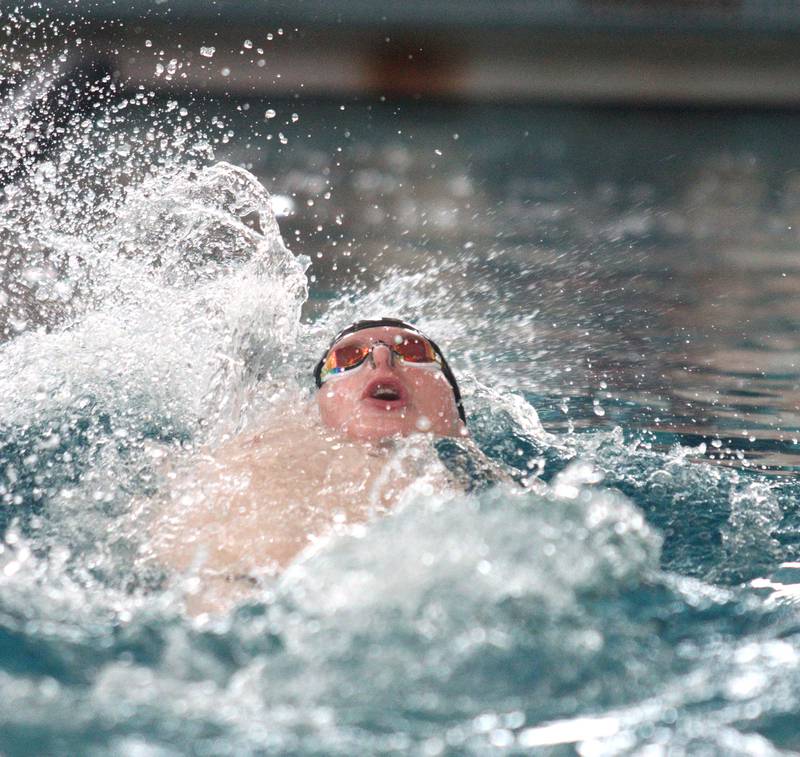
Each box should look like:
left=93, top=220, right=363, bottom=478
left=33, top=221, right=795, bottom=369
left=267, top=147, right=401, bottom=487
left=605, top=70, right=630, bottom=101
left=8, top=0, right=800, bottom=469
left=23, top=0, right=800, bottom=105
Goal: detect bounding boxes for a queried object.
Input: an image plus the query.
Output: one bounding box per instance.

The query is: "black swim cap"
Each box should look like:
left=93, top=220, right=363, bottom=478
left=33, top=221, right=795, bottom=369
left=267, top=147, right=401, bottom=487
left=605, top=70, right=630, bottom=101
left=313, top=317, right=466, bottom=424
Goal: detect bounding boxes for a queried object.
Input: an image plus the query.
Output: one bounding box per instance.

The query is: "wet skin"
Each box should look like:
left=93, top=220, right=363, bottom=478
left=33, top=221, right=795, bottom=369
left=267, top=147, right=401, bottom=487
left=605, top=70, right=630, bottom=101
left=316, top=326, right=466, bottom=441
left=145, top=327, right=467, bottom=614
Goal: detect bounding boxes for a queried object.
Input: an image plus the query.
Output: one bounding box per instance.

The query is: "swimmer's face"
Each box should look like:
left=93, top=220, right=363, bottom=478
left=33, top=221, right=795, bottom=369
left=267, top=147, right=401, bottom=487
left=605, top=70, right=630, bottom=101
left=316, top=326, right=465, bottom=441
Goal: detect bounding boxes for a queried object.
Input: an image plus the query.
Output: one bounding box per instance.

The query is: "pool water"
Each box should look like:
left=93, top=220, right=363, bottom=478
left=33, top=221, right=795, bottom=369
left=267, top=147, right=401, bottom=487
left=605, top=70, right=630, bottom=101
left=220, top=97, right=800, bottom=474
left=6, top=15, right=800, bottom=755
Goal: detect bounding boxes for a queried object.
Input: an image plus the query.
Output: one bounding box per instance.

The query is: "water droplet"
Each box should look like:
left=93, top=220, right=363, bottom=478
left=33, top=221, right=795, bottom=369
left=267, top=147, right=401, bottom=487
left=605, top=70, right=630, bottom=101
left=39, top=434, right=61, bottom=450
left=473, top=713, right=499, bottom=734
left=243, top=39, right=253, bottom=49
left=3, top=561, right=20, bottom=578
left=265, top=109, right=276, bottom=119
left=415, top=416, right=432, bottom=431
left=21, top=267, right=45, bottom=284
left=200, top=46, right=215, bottom=58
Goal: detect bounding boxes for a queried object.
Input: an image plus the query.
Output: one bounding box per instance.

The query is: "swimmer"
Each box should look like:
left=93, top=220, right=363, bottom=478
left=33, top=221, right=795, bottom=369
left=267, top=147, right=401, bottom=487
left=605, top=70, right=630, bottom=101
left=142, top=318, right=474, bottom=614
left=314, top=317, right=467, bottom=441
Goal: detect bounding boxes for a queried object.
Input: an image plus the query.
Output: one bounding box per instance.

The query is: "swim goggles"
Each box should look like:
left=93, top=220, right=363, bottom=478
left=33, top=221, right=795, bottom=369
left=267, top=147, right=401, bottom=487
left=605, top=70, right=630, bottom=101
left=313, top=317, right=467, bottom=423
left=317, top=333, right=442, bottom=383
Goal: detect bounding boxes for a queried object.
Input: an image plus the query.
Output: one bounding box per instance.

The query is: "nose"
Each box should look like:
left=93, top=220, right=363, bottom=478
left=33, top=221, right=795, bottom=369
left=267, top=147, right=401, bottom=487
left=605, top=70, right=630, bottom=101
left=370, top=342, right=394, bottom=369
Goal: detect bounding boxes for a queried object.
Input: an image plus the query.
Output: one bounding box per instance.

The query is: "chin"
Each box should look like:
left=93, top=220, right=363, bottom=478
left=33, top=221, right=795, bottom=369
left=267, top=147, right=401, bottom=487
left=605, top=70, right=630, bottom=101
left=344, top=417, right=462, bottom=442
left=343, top=420, right=410, bottom=441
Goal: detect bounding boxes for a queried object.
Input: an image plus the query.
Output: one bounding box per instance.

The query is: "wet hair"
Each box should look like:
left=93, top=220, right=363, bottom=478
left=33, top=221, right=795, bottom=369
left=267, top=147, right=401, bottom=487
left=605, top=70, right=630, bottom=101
left=313, top=317, right=467, bottom=424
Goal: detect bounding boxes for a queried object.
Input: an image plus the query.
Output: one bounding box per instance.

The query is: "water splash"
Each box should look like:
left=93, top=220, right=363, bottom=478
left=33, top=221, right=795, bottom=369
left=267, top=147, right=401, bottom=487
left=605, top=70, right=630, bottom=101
left=3, top=6, right=800, bottom=755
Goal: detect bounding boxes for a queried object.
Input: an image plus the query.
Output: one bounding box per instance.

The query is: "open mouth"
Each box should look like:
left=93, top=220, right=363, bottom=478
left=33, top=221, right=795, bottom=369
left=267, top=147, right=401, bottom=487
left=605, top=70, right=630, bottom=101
left=372, top=385, right=401, bottom=401
left=362, top=377, right=407, bottom=407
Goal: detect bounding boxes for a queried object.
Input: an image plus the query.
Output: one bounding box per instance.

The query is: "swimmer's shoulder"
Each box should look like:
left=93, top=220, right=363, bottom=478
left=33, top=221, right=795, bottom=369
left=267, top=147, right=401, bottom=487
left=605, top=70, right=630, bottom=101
left=433, top=435, right=547, bottom=495
left=433, top=435, right=513, bottom=492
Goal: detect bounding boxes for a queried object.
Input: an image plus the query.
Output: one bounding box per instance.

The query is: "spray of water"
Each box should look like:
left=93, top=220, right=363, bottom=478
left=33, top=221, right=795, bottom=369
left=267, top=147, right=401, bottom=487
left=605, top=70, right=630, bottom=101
left=1, top=5, right=800, bottom=755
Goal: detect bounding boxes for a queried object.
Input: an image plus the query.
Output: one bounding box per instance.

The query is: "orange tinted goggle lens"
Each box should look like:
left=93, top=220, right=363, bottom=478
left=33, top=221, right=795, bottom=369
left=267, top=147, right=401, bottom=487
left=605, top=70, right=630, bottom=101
left=325, top=343, right=370, bottom=372
left=394, top=336, right=438, bottom=362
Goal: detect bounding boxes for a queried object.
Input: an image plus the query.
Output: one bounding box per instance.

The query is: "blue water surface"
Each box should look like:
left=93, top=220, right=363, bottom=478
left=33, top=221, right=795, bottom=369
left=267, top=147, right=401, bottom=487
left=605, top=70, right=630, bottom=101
left=4, top=11, right=800, bottom=756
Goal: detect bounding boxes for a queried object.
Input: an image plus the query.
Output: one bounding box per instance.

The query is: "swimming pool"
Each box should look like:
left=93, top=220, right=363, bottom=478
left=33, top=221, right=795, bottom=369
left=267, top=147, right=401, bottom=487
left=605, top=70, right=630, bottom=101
left=5, top=22, right=800, bottom=755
